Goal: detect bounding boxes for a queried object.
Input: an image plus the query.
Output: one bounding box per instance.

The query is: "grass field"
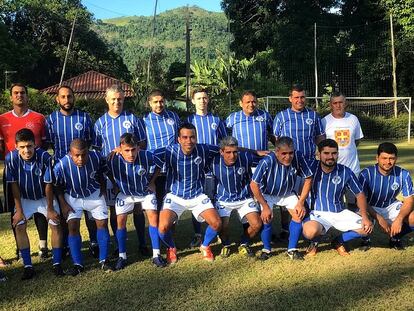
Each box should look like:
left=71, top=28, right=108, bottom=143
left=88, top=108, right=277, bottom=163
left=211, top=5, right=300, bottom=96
left=0, top=141, right=413, bottom=311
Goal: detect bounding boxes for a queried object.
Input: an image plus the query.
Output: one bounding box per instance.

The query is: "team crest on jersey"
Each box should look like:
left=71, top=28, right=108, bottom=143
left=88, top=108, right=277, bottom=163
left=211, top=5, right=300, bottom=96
left=255, top=116, right=264, bottom=122
left=332, top=176, right=342, bottom=184
left=90, top=171, right=96, bottom=179
left=137, top=168, right=146, bottom=176
left=74, top=122, right=83, bottom=131
left=122, top=121, right=132, bottom=129
left=202, top=198, right=210, bottom=204
left=211, top=123, right=218, bottom=130
left=25, top=122, right=35, bottom=129
left=167, top=118, right=175, bottom=125
left=34, top=168, right=42, bottom=176
left=305, top=118, right=313, bottom=125
left=194, top=156, right=202, bottom=165
left=391, top=182, right=399, bottom=191
left=334, top=129, right=350, bottom=147
left=237, top=167, right=245, bottom=175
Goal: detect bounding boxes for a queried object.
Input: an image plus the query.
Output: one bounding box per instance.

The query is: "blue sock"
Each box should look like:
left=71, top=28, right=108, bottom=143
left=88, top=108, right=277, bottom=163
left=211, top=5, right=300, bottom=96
left=97, top=228, right=110, bottom=262
left=202, top=226, right=218, bottom=247
left=338, top=231, right=362, bottom=243
left=68, top=235, right=83, bottom=266
left=133, top=212, right=146, bottom=247
left=192, top=215, right=202, bottom=235
left=261, top=223, right=272, bottom=251
left=394, top=223, right=414, bottom=240
left=158, top=230, right=175, bottom=248
left=20, top=248, right=32, bottom=267
left=148, top=225, right=160, bottom=250
left=288, top=220, right=302, bottom=251
left=52, top=248, right=62, bottom=265
left=116, top=228, right=127, bottom=254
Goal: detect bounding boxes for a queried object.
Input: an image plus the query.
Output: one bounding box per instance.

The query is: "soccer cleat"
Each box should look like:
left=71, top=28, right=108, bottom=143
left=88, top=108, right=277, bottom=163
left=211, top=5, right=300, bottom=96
left=331, top=240, right=350, bottom=256
left=305, top=241, right=319, bottom=257
left=66, top=264, right=84, bottom=277
left=359, top=239, right=371, bottom=252
left=166, top=247, right=178, bottom=264
left=220, top=246, right=231, bottom=258
left=39, top=248, right=50, bottom=262
left=189, top=234, right=203, bottom=248
left=152, top=255, right=167, bottom=268
left=89, top=243, right=99, bottom=259
left=286, top=250, right=304, bottom=260
left=238, top=244, right=255, bottom=258
left=389, top=238, right=405, bottom=250
left=21, top=266, right=35, bottom=280
left=139, top=246, right=151, bottom=257
left=101, top=260, right=114, bottom=272
left=200, top=246, right=214, bottom=262
left=114, top=257, right=127, bottom=271
left=0, top=271, right=6, bottom=282
left=257, top=250, right=271, bottom=261
left=53, top=264, right=65, bottom=277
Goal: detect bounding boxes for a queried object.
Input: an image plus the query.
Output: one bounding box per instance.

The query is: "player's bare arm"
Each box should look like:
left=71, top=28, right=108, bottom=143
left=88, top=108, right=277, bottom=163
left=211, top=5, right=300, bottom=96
left=294, top=176, right=312, bottom=220
left=45, top=183, right=59, bottom=224
left=355, top=192, right=374, bottom=234
left=11, top=182, right=25, bottom=226
left=250, top=180, right=272, bottom=224
left=390, top=195, right=414, bottom=236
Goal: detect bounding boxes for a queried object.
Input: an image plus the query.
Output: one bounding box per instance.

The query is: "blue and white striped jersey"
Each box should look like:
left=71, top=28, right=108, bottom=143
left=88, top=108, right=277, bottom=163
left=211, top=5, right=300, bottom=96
left=210, top=151, right=259, bottom=202
left=309, top=161, right=362, bottom=212
left=53, top=150, right=107, bottom=198
left=359, top=164, right=414, bottom=208
left=226, top=109, right=273, bottom=151
left=107, top=151, right=154, bottom=197
left=186, top=113, right=227, bottom=145
left=273, top=107, right=324, bottom=159
left=153, top=144, right=220, bottom=199
left=6, top=148, right=52, bottom=200
left=252, top=151, right=313, bottom=197
left=93, top=111, right=146, bottom=157
left=46, top=109, right=93, bottom=160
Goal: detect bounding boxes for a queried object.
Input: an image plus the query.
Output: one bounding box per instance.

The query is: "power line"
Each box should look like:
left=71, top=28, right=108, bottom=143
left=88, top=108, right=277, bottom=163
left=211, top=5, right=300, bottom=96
left=83, top=0, right=130, bottom=17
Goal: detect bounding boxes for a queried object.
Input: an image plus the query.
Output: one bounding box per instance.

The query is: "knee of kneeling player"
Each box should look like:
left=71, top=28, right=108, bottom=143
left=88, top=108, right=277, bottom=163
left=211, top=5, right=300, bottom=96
left=209, top=219, right=222, bottom=232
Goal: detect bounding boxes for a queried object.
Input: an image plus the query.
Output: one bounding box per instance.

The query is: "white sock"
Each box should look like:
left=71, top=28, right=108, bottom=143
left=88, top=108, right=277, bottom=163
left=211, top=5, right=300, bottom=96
left=119, top=252, right=127, bottom=260
left=152, top=249, right=160, bottom=258
left=39, top=240, right=47, bottom=250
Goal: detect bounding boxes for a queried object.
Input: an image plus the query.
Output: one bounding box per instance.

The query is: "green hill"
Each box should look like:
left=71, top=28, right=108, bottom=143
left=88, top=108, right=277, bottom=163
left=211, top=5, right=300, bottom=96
left=93, top=6, right=231, bottom=74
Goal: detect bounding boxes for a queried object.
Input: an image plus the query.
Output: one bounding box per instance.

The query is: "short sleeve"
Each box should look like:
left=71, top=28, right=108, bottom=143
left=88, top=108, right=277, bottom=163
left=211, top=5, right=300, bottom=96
left=401, top=170, right=414, bottom=198
left=252, top=156, right=269, bottom=185
left=346, top=170, right=363, bottom=196
left=153, top=147, right=166, bottom=168
left=93, top=120, right=102, bottom=148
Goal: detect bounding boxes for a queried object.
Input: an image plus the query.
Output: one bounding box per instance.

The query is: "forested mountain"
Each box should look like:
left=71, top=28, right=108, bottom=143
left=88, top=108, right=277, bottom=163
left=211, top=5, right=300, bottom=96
left=93, top=6, right=231, bottom=74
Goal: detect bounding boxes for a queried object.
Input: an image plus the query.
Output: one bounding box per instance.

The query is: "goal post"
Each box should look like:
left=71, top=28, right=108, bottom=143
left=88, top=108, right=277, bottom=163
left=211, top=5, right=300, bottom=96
left=259, top=96, right=412, bottom=143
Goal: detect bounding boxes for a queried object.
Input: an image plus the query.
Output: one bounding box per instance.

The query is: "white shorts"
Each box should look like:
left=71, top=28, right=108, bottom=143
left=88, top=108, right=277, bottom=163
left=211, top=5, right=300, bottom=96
left=17, top=197, right=60, bottom=226
left=115, top=192, right=157, bottom=215
left=309, top=209, right=363, bottom=233
left=162, top=193, right=215, bottom=222
left=216, top=198, right=259, bottom=223
left=105, top=178, right=116, bottom=206
left=65, top=190, right=108, bottom=221
left=262, top=193, right=299, bottom=213
left=373, top=201, right=402, bottom=224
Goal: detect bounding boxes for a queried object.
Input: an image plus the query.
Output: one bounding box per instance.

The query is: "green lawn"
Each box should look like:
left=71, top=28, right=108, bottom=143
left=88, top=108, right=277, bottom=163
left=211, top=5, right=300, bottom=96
left=0, top=141, right=413, bottom=311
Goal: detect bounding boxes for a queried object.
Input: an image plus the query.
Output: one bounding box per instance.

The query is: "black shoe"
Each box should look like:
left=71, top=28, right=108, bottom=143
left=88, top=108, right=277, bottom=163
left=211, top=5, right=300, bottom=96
left=66, top=264, right=84, bottom=277
left=257, top=250, right=272, bottom=261
left=53, top=264, right=65, bottom=277
left=139, top=246, right=151, bottom=257
left=389, top=238, right=405, bottom=250
left=21, top=266, right=35, bottom=280
left=359, top=239, right=371, bottom=252
left=152, top=255, right=167, bottom=268
left=114, top=257, right=127, bottom=271
left=286, top=250, right=304, bottom=260
left=39, top=248, right=50, bottom=262
left=89, top=243, right=99, bottom=259
left=238, top=244, right=255, bottom=258
left=101, top=260, right=113, bottom=272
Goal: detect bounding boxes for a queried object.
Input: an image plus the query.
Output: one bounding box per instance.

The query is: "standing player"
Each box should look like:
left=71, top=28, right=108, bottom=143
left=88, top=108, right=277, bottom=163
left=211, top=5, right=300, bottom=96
left=0, top=83, right=50, bottom=260
left=93, top=85, right=148, bottom=255
left=54, top=139, right=111, bottom=275
left=359, top=142, right=414, bottom=250
left=107, top=133, right=166, bottom=269
left=211, top=136, right=262, bottom=259
left=273, top=84, right=325, bottom=241
left=46, top=85, right=98, bottom=257
left=187, top=87, right=227, bottom=247
left=153, top=123, right=222, bottom=263
left=302, top=139, right=373, bottom=256
left=6, top=129, right=63, bottom=279
left=250, top=137, right=313, bottom=260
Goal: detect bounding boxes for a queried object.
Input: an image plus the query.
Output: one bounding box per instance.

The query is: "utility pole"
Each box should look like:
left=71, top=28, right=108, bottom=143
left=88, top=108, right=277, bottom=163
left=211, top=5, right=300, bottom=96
left=147, top=0, right=158, bottom=84
left=4, top=70, right=17, bottom=90
left=390, top=14, right=398, bottom=118
left=185, top=6, right=192, bottom=110
left=60, top=13, right=77, bottom=86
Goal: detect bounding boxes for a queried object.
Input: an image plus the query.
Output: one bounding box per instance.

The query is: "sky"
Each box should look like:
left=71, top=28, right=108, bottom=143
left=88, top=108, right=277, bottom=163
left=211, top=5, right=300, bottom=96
left=81, top=0, right=223, bottom=20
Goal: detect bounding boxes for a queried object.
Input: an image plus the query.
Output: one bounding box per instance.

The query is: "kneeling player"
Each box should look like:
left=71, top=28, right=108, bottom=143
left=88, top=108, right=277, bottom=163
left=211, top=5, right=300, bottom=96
left=54, top=139, right=111, bottom=275
left=302, top=139, right=373, bottom=256
left=6, top=129, right=63, bottom=279
left=359, top=142, right=414, bottom=249
left=107, top=133, right=165, bottom=269
left=250, top=137, right=313, bottom=260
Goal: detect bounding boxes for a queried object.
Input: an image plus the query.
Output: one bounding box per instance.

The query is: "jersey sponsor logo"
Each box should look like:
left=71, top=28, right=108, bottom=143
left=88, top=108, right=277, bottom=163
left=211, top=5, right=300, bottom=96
left=137, top=168, right=146, bottom=176
left=122, top=121, right=132, bottom=129
left=167, top=118, right=175, bottom=125
left=194, top=156, right=202, bottom=165
left=202, top=198, right=210, bottom=204
left=74, top=122, right=83, bottom=131
left=334, top=129, right=350, bottom=147
left=305, top=118, right=314, bottom=125
left=211, top=123, right=218, bottom=130
left=255, top=116, right=264, bottom=122
left=25, top=122, right=35, bottom=129
left=391, top=182, right=399, bottom=191
left=2, top=124, right=11, bottom=127
left=332, top=176, right=342, bottom=184
left=237, top=167, right=245, bottom=175
left=34, top=167, right=42, bottom=176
